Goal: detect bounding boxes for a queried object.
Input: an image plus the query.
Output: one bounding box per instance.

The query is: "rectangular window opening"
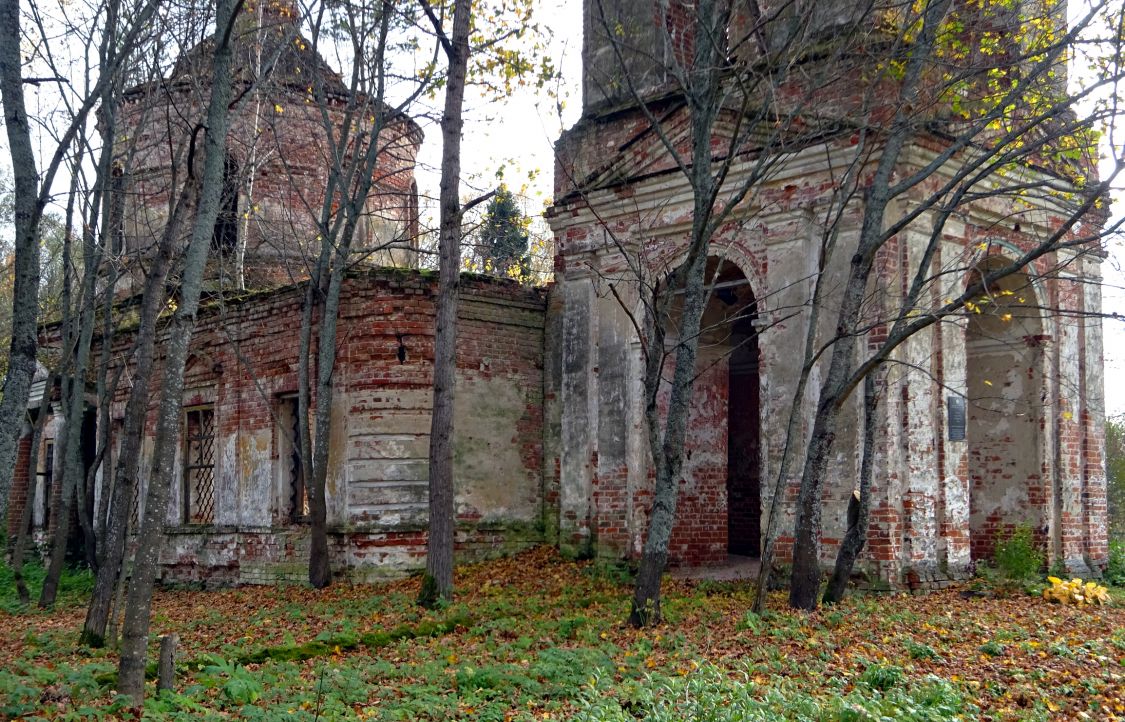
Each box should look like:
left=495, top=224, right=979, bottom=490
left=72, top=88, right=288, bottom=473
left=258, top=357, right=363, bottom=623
left=35, top=440, right=53, bottom=531
left=183, top=406, right=216, bottom=524
left=277, top=396, right=309, bottom=523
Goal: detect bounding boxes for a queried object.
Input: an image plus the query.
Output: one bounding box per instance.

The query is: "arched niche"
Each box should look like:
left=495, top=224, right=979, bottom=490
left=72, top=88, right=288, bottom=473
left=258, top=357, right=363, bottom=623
left=964, top=256, right=1048, bottom=563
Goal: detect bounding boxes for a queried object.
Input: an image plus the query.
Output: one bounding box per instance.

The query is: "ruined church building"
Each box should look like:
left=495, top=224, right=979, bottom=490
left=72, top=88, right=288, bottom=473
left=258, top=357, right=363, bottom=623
left=7, top=0, right=1108, bottom=587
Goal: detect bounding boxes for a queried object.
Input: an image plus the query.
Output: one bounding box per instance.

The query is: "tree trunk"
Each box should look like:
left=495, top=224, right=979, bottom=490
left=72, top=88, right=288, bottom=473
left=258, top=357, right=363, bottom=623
left=627, top=0, right=723, bottom=627
left=11, top=392, right=51, bottom=606
left=106, top=513, right=134, bottom=649
left=116, top=0, right=238, bottom=700
left=823, top=371, right=880, bottom=604
left=60, top=218, right=108, bottom=578
left=418, top=0, right=472, bottom=609
left=93, top=282, right=117, bottom=557
left=297, top=267, right=327, bottom=588
left=0, top=0, right=44, bottom=527
left=307, top=269, right=340, bottom=590
left=156, top=634, right=178, bottom=693
left=82, top=180, right=200, bottom=647
left=788, top=248, right=878, bottom=609
left=752, top=137, right=862, bottom=614
left=629, top=249, right=710, bottom=626
left=40, top=419, right=73, bottom=608
left=299, top=5, right=395, bottom=591
left=787, top=0, right=952, bottom=611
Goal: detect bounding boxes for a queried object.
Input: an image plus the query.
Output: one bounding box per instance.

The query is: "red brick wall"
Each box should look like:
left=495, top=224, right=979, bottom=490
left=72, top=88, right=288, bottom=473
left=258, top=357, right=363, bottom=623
left=5, top=431, right=33, bottom=540
left=89, top=269, right=547, bottom=582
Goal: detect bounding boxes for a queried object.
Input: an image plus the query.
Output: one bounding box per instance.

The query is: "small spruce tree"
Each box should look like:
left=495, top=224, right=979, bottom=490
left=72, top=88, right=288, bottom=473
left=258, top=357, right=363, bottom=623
left=479, top=187, right=529, bottom=273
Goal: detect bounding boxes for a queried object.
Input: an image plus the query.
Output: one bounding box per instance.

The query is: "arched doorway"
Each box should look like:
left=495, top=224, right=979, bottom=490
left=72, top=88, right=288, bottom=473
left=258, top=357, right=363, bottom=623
left=697, top=257, right=760, bottom=558
left=965, top=258, right=1047, bottom=563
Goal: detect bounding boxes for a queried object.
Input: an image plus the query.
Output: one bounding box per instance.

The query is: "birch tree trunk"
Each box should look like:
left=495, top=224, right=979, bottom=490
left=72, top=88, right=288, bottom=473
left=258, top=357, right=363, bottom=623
left=418, top=0, right=472, bottom=608
left=116, top=0, right=239, bottom=698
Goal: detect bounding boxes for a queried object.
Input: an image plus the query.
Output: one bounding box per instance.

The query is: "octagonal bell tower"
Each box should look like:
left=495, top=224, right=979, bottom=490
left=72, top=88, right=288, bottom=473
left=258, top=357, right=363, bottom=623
left=113, top=0, right=423, bottom=292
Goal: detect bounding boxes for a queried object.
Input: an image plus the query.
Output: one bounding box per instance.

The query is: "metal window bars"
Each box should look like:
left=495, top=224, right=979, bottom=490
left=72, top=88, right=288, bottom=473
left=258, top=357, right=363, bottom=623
left=183, top=407, right=216, bottom=524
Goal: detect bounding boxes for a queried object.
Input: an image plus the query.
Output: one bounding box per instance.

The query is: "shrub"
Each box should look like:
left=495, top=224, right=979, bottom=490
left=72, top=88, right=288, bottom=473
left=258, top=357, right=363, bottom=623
left=905, top=640, right=940, bottom=661
left=736, top=611, right=765, bottom=633
left=993, top=526, right=1044, bottom=580
left=859, top=663, right=905, bottom=691
left=1105, top=539, right=1125, bottom=586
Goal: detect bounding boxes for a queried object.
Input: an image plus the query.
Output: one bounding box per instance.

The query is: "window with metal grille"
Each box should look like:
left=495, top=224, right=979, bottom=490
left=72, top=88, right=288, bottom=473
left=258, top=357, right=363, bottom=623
left=183, top=407, right=216, bottom=524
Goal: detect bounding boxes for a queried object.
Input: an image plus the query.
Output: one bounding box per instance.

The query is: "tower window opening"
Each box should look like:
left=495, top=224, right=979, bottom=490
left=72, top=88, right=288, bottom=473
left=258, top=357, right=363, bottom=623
left=211, top=154, right=240, bottom=253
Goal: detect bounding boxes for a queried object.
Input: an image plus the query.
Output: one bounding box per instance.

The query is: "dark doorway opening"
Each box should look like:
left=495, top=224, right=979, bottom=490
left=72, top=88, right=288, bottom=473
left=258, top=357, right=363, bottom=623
left=66, top=407, right=99, bottom=563
left=727, top=310, right=760, bottom=557
left=696, top=257, right=761, bottom=558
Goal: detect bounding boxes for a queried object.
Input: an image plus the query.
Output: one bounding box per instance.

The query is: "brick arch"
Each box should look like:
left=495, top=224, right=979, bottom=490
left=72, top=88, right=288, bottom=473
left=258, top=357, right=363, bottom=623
left=648, top=243, right=767, bottom=310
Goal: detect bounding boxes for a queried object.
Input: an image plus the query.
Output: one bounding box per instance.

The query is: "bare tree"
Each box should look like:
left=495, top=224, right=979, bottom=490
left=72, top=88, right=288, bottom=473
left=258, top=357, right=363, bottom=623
left=284, top=0, right=431, bottom=589
left=576, top=0, right=863, bottom=626
left=116, top=0, right=242, bottom=699
left=784, top=0, right=1124, bottom=610
left=81, top=175, right=201, bottom=644
left=0, top=0, right=161, bottom=534
left=416, top=0, right=473, bottom=607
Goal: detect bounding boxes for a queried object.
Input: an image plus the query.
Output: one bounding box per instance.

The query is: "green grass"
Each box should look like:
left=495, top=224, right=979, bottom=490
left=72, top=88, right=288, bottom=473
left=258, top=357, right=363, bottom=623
left=2, top=547, right=1123, bottom=720
left=0, top=558, right=94, bottom=613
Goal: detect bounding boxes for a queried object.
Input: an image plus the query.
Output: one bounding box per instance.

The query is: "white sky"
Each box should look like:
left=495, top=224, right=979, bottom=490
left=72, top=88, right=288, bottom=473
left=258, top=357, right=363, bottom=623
left=1100, top=233, right=1125, bottom=419
left=408, top=0, right=583, bottom=227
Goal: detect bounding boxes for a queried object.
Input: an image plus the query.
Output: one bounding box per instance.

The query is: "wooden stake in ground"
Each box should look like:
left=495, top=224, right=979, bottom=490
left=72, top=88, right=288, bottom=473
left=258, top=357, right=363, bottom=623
left=157, top=634, right=178, bottom=693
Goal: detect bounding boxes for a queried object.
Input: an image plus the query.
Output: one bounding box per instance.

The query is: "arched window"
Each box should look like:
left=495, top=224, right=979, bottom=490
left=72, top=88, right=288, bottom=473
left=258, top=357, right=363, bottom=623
left=211, top=154, right=240, bottom=253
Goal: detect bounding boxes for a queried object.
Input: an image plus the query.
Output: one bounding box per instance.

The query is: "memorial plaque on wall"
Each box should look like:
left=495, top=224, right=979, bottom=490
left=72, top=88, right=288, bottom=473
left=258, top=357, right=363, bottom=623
left=947, top=395, right=966, bottom=441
